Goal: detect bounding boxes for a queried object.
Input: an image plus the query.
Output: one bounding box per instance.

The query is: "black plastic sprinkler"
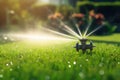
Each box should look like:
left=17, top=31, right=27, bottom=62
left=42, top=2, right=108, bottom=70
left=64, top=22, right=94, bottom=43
left=74, top=39, right=95, bottom=53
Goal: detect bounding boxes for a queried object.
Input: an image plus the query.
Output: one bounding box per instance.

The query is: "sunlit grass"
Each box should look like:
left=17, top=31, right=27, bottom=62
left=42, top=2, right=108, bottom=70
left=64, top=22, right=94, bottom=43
left=0, top=34, right=120, bottom=80
left=89, top=33, right=120, bottom=42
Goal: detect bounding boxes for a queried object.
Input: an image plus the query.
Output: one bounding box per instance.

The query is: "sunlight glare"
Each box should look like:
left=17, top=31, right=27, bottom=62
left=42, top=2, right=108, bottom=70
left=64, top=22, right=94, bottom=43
left=11, top=33, right=73, bottom=41
left=38, top=0, right=49, bottom=3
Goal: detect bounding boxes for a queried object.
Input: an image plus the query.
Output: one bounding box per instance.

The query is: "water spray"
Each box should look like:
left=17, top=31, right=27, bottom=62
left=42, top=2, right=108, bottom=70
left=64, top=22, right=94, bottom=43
left=45, top=7, right=106, bottom=53
left=74, top=22, right=105, bottom=53
left=45, top=7, right=82, bottom=39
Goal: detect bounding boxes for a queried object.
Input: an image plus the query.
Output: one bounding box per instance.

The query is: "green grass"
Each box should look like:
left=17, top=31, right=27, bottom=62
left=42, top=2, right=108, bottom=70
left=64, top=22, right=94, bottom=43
left=0, top=34, right=120, bottom=80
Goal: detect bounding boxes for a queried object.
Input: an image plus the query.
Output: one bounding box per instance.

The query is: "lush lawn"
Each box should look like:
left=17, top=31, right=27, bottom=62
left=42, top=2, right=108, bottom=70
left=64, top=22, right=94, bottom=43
left=0, top=34, right=120, bottom=80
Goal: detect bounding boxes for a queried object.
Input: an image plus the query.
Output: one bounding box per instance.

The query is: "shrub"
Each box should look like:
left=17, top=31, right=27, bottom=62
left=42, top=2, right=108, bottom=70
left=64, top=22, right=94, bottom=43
left=71, top=9, right=117, bottom=35
left=76, top=1, right=119, bottom=34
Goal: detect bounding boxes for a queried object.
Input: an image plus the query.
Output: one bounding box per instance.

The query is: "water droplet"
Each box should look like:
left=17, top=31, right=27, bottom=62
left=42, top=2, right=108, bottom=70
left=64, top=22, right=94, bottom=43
left=4, top=37, right=8, bottom=40
left=86, top=59, right=89, bottom=62
left=10, top=10, right=15, bottom=14
left=118, top=62, right=120, bottom=64
left=0, top=74, right=3, bottom=78
left=80, top=64, right=82, bottom=67
left=10, top=68, right=13, bottom=71
left=68, top=65, right=71, bottom=68
left=68, top=61, right=70, bottom=64
left=6, top=63, right=9, bottom=66
left=99, top=70, right=104, bottom=75
left=79, top=72, right=85, bottom=79
left=10, top=61, right=13, bottom=65
left=73, top=61, right=76, bottom=65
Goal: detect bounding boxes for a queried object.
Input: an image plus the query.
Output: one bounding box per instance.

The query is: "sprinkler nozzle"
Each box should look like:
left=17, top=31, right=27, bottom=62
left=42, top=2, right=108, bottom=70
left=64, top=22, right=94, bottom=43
left=74, top=39, right=95, bottom=53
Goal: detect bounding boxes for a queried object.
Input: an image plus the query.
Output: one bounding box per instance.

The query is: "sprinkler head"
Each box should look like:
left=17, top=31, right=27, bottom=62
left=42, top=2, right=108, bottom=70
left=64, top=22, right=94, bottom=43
left=74, top=38, right=95, bottom=53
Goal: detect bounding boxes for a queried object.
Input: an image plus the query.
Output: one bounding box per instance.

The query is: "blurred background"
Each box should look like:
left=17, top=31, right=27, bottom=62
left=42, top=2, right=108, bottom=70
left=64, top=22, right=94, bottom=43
left=0, top=0, right=120, bottom=35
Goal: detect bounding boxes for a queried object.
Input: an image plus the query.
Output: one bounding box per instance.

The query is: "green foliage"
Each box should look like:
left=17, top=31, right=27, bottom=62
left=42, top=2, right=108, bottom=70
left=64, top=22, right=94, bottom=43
left=19, top=0, right=37, bottom=9
left=0, top=34, right=120, bottom=80
left=104, top=22, right=117, bottom=34
left=57, top=5, right=74, bottom=20
left=77, top=1, right=120, bottom=7
left=0, top=0, right=37, bottom=30
left=76, top=1, right=120, bottom=34
left=31, top=4, right=57, bottom=21
left=89, top=22, right=117, bottom=35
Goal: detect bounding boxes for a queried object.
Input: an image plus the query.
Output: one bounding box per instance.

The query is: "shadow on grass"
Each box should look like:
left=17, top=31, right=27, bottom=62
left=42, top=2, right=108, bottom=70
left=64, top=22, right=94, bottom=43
left=79, top=40, right=120, bottom=55
left=91, top=39, right=120, bottom=46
